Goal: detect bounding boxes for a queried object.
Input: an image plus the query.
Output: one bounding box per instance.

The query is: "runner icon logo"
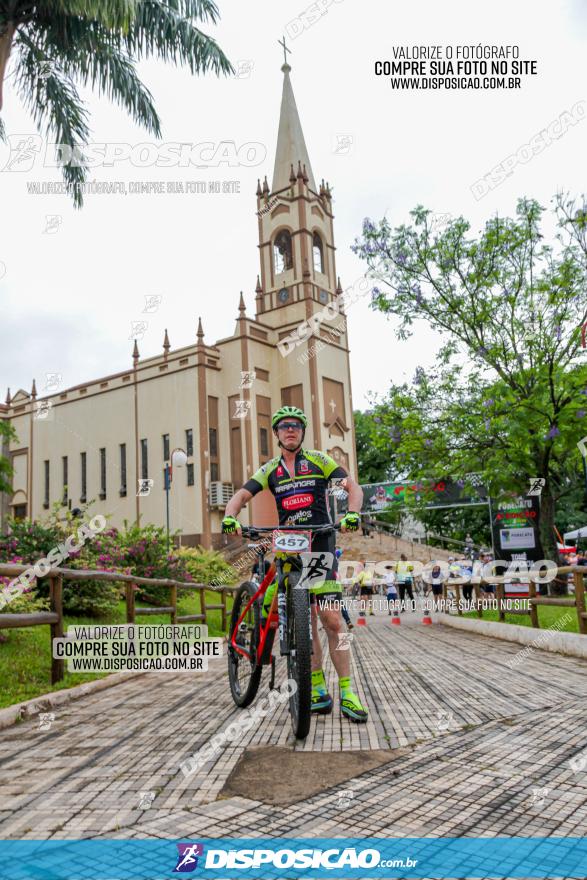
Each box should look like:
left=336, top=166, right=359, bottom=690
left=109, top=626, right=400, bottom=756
left=173, top=843, right=204, bottom=873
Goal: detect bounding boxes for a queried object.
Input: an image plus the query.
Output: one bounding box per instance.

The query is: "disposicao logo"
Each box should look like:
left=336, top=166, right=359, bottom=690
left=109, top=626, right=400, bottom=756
left=173, top=843, right=204, bottom=873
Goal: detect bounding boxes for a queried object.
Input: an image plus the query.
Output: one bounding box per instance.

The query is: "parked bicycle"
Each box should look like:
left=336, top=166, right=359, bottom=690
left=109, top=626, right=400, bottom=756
left=227, top=523, right=339, bottom=739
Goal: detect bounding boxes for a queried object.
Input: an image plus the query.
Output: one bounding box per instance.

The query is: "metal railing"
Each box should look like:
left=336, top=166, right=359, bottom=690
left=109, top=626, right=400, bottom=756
left=0, top=563, right=235, bottom=685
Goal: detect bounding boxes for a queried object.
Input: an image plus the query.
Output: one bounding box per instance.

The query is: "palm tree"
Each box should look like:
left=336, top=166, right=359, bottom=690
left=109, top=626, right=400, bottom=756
left=0, top=0, right=233, bottom=205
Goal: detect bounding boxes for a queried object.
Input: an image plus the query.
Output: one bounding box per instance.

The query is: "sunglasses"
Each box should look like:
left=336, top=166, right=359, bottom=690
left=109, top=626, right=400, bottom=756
left=277, top=421, right=303, bottom=431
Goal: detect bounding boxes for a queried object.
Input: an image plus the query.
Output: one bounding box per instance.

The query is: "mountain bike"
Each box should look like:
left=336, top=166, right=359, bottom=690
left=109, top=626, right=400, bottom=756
left=227, top=523, right=339, bottom=739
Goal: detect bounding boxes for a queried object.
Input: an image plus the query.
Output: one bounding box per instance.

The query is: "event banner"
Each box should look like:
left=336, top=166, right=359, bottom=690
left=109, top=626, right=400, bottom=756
left=491, top=495, right=545, bottom=563
left=361, top=479, right=487, bottom=511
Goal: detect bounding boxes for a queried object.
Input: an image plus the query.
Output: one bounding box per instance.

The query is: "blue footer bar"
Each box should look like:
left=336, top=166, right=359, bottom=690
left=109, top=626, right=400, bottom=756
left=0, top=837, right=586, bottom=879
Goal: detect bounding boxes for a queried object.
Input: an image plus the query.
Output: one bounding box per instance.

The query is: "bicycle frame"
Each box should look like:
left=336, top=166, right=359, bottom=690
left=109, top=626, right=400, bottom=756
left=230, top=523, right=339, bottom=663
left=230, top=562, right=278, bottom=664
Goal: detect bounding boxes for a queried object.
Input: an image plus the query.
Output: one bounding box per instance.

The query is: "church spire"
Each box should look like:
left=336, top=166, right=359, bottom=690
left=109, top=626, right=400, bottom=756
left=271, top=53, right=316, bottom=193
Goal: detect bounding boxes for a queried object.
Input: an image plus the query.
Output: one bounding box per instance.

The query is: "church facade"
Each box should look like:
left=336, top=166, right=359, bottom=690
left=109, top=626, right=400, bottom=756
left=0, top=61, right=359, bottom=546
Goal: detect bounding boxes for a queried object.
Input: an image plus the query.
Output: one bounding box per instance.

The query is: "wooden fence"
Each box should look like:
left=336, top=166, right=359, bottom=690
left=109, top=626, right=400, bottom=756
left=0, top=563, right=235, bottom=684
left=441, top=566, right=587, bottom=634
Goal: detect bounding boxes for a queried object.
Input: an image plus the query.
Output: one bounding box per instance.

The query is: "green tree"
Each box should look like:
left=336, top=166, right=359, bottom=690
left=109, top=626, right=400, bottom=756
left=0, top=419, right=16, bottom=494
left=0, top=0, right=232, bottom=204
left=354, top=409, right=392, bottom=483
left=353, top=195, right=587, bottom=560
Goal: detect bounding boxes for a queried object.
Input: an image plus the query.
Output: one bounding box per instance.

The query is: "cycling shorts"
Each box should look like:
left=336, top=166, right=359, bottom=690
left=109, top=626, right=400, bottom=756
left=311, top=588, right=343, bottom=607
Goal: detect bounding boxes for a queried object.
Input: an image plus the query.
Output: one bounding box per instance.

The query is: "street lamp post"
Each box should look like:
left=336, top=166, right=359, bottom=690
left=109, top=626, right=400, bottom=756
left=164, top=447, right=188, bottom=552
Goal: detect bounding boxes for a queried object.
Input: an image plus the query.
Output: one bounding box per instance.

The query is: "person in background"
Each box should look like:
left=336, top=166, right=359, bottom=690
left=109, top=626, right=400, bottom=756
left=356, top=566, right=376, bottom=616
left=396, top=554, right=415, bottom=611
left=430, top=564, right=444, bottom=607
left=446, top=557, right=460, bottom=604
left=459, top=557, right=474, bottom=602
left=480, top=551, right=495, bottom=596
left=383, top=567, right=398, bottom=615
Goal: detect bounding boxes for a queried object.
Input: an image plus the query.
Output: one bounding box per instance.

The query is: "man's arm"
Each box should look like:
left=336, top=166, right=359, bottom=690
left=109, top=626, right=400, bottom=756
left=342, top=476, right=363, bottom=516
left=224, top=487, right=253, bottom=534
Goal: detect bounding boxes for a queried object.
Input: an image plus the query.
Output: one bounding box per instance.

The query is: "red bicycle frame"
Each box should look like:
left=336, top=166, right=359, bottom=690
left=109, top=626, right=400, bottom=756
left=230, top=563, right=279, bottom=663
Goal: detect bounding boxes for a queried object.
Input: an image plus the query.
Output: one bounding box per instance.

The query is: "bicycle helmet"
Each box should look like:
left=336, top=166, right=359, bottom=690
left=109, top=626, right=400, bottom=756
left=271, top=406, right=307, bottom=430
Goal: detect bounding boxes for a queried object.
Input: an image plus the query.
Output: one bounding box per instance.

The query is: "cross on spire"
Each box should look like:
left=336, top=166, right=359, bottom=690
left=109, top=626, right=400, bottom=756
left=278, top=35, right=291, bottom=66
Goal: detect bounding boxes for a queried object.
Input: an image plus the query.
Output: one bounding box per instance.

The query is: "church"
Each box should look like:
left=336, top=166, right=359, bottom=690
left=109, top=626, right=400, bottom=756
left=0, top=58, right=359, bottom=547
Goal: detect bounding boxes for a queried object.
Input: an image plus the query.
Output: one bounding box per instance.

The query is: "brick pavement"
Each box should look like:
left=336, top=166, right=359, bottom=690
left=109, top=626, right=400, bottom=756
left=1, top=605, right=587, bottom=865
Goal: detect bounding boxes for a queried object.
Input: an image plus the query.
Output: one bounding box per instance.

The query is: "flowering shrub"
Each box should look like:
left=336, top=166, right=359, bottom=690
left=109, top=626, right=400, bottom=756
left=0, top=506, right=121, bottom=616
left=178, top=546, right=236, bottom=586
left=115, top=522, right=194, bottom=605
left=0, top=505, right=194, bottom=615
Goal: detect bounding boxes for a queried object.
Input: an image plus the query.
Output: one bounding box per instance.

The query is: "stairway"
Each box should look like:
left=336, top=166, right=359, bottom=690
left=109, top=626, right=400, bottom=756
left=337, top=529, right=453, bottom=564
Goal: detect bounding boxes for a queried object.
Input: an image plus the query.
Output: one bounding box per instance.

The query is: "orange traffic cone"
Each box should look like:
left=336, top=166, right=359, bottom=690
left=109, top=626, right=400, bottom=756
left=422, top=613, right=433, bottom=625
left=391, top=611, right=401, bottom=626
left=357, top=614, right=367, bottom=626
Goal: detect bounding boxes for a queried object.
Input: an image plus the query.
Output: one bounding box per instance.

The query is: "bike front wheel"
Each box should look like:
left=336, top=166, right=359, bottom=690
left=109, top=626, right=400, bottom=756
left=286, top=571, right=312, bottom=739
left=228, top=581, right=262, bottom=708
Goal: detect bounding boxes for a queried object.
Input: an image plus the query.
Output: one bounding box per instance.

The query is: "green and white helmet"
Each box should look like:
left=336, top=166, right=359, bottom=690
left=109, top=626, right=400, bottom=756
left=271, top=406, right=308, bottom=430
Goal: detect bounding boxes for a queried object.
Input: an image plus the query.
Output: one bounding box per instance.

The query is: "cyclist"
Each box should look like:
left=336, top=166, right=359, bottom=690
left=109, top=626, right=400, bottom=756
left=221, top=405, right=368, bottom=723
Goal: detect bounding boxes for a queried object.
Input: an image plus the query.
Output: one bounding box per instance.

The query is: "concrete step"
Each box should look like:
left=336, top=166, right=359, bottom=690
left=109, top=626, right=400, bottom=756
left=337, top=530, right=453, bottom=563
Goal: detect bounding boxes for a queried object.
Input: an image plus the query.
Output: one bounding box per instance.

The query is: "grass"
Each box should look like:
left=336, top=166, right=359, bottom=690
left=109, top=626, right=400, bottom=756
left=0, top=590, right=234, bottom=710
left=462, top=604, right=580, bottom=633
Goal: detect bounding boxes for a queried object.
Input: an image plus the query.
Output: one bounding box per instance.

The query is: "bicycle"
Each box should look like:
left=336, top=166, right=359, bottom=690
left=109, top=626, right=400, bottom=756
left=227, top=523, right=339, bottom=740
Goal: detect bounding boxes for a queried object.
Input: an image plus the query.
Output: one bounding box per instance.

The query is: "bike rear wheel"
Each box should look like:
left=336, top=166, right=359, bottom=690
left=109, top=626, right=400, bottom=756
left=228, top=581, right=262, bottom=708
left=286, top=571, right=312, bottom=739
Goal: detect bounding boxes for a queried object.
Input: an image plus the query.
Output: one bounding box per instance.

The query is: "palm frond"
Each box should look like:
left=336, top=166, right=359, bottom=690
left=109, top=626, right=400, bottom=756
left=35, top=15, right=161, bottom=135
left=174, top=0, right=223, bottom=26
left=14, top=27, right=89, bottom=206
left=4, top=0, right=233, bottom=206
left=35, top=0, right=139, bottom=30
left=124, top=0, right=233, bottom=76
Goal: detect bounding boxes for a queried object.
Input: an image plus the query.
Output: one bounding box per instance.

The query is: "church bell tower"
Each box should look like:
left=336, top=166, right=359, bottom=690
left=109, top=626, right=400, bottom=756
left=253, top=49, right=356, bottom=476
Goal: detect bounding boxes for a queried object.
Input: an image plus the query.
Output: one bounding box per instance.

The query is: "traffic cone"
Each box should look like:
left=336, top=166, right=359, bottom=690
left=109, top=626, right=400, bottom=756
left=391, top=611, right=401, bottom=625
left=357, top=614, right=367, bottom=626
left=422, top=613, right=433, bottom=625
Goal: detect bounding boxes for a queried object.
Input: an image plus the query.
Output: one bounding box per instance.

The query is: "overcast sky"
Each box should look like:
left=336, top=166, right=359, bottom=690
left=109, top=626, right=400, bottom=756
left=1, top=0, right=585, bottom=409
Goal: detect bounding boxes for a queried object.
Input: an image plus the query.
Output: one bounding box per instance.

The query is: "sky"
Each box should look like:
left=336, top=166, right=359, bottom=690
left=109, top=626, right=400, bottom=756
left=0, top=0, right=586, bottom=409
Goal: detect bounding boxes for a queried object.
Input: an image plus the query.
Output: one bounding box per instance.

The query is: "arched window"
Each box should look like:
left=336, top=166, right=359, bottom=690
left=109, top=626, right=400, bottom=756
left=313, top=232, right=324, bottom=273
left=273, top=230, right=292, bottom=274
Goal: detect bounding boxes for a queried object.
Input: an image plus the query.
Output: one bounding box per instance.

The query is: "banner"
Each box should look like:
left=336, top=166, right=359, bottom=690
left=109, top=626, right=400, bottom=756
left=1, top=837, right=587, bottom=879
left=491, top=495, right=544, bottom=563
left=360, top=479, right=487, bottom=512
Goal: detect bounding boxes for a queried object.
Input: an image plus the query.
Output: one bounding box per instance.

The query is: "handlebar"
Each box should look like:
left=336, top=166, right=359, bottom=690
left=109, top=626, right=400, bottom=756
left=241, top=523, right=340, bottom=537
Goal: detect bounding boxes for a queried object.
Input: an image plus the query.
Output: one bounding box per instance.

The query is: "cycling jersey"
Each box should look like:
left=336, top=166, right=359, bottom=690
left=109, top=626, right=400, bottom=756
left=243, top=448, right=347, bottom=528
left=244, top=448, right=347, bottom=596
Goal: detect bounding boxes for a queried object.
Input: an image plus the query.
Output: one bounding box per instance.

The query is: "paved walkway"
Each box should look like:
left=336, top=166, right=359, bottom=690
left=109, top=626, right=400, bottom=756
left=2, top=608, right=587, bottom=849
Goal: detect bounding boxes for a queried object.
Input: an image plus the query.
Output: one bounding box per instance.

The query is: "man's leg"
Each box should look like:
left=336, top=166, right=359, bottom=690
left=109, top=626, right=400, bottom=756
left=311, top=603, right=323, bottom=672
left=406, top=583, right=415, bottom=610
left=310, top=603, right=332, bottom=714
left=317, top=601, right=368, bottom=722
